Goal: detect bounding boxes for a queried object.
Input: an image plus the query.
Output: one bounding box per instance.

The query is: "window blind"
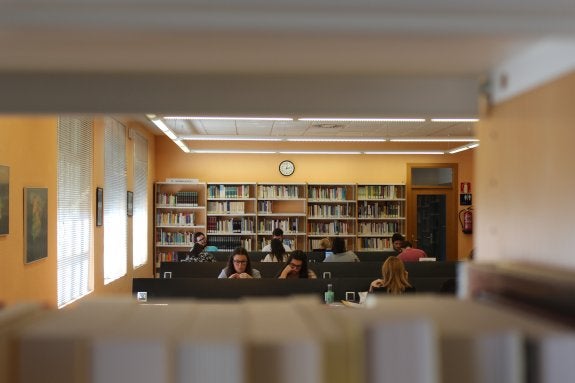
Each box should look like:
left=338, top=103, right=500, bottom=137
left=57, top=116, right=93, bottom=307
left=104, top=118, right=127, bottom=283
left=133, top=130, right=148, bottom=268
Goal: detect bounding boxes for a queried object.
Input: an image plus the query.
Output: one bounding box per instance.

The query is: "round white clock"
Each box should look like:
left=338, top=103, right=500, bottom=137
left=279, top=160, right=295, bottom=176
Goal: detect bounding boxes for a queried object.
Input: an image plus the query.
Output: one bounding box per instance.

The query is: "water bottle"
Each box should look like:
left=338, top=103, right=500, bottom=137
left=324, top=284, right=334, bottom=304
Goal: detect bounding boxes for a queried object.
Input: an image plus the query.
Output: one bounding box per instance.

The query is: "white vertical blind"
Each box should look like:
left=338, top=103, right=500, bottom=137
left=133, top=130, right=148, bottom=268
left=103, top=118, right=127, bottom=283
left=57, top=116, right=93, bottom=307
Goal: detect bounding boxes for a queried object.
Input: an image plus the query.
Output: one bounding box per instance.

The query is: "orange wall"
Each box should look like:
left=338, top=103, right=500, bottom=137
left=155, top=136, right=475, bottom=259
left=0, top=117, right=156, bottom=307
left=0, top=116, right=58, bottom=306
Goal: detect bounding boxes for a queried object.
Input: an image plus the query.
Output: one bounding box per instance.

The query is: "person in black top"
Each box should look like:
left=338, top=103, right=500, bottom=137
left=182, top=232, right=215, bottom=262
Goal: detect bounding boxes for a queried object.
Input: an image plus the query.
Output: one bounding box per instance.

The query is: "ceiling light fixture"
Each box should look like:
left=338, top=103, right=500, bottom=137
left=279, top=151, right=362, bottom=155
left=182, top=136, right=283, bottom=142
left=149, top=117, right=192, bottom=153
left=298, top=118, right=425, bottom=122
left=164, top=116, right=293, bottom=121
left=286, top=138, right=387, bottom=142
left=448, top=143, right=480, bottom=154
left=390, top=138, right=479, bottom=142
left=191, top=150, right=277, bottom=154
left=431, top=118, right=479, bottom=122
left=364, top=151, right=445, bottom=155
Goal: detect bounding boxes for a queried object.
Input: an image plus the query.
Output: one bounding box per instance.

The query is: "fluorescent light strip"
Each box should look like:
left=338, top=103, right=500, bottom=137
left=286, top=138, right=387, bottom=142
left=150, top=118, right=178, bottom=140
left=431, top=118, right=479, bottom=122
left=183, top=136, right=283, bottom=142
left=192, top=150, right=277, bottom=154
left=390, top=138, right=479, bottom=142
left=279, top=151, right=361, bottom=155
left=365, top=151, right=445, bottom=155
left=448, top=143, right=480, bottom=154
left=298, top=118, right=425, bottom=122
left=174, top=140, right=190, bottom=153
left=164, top=116, right=293, bottom=121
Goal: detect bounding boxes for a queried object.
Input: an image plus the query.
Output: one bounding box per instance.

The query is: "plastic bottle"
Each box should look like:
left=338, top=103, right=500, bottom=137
left=324, top=284, right=334, bottom=304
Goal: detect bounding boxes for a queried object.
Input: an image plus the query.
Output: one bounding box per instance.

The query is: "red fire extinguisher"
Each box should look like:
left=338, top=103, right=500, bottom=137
left=458, top=207, right=473, bottom=234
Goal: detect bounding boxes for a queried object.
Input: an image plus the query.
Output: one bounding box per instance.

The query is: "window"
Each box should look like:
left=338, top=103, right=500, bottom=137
left=57, top=116, right=93, bottom=307
left=411, top=167, right=454, bottom=187
left=104, top=118, right=127, bottom=283
left=133, top=131, right=148, bottom=268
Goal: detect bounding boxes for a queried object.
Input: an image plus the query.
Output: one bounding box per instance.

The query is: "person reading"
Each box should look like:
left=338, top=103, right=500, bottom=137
left=277, top=250, right=317, bottom=279
left=369, top=256, right=415, bottom=294
left=324, top=237, right=359, bottom=262
left=182, top=232, right=215, bottom=262
left=217, top=247, right=261, bottom=279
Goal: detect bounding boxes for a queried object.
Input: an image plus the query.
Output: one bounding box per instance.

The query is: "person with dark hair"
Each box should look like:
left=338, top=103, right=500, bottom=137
left=391, top=233, right=405, bottom=254
left=324, top=237, right=360, bottom=262
left=369, top=256, right=415, bottom=294
left=182, top=232, right=215, bottom=262
left=397, top=240, right=426, bottom=262
left=278, top=250, right=317, bottom=279
left=261, top=227, right=293, bottom=252
left=262, top=238, right=289, bottom=262
left=217, top=247, right=261, bottom=279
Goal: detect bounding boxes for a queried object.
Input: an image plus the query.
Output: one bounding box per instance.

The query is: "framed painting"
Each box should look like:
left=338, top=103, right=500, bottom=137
left=0, top=165, right=8, bottom=235
left=24, top=187, right=48, bottom=263
left=127, top=191, right=133, bottom=217
left=96, top=187, right=103, bottom=226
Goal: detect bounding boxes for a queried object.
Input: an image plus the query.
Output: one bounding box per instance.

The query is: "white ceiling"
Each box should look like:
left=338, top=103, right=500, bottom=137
left=2, top=0, right=575, bottom=149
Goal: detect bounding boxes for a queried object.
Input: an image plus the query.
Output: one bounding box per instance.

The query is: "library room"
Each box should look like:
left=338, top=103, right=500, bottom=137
left=1, top=3, right=575, bottom=382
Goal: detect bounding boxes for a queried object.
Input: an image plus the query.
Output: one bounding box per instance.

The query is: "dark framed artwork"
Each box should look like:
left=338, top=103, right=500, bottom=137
left=96, top=187, right=103, bottom=226
left=0, top=165, right=8, bottom=235
left=127, top=191, right=133, bottom=217
left=24, top=187, right=48, bottom=263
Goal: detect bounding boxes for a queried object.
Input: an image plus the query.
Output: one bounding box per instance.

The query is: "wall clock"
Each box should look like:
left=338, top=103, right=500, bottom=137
left=279, top=160, right=295, bottom=176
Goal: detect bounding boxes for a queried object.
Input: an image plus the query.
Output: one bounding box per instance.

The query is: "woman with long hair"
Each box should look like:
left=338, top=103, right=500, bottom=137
left=262, top=238, right=288, bottom=262
left=369, top=256, right=414, bottom=294
left=217, top=247, right=261, bottom=279
left=277, top=250, right=317, bottom=279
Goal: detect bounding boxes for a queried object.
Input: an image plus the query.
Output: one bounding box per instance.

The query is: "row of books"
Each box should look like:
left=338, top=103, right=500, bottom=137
left=257, top=184, right=301, bottom=199
left=155, top=212, right=195, bottom=226
left=358, top=200, right=404, bottom=218
left=308, top=221, right=353, bottom=235
left=6, top=296, right=573, bottom=383
left=207, top=184, right=252, bottom=199
left=257, top=218, right=300, bottom=233
left=208, top=235, right=253, bottom=251
left=307, top=186, right=351, bottom=201
left=155, top=230, right=194, bottom=246
left=206, top=217, right=255, bottom=234
left=357, top=221, right=403, bottom=236
left=357, top=184, right=405, bottom=200
left=308, top=204, right=355, bottom=217
left=156, top=191, right=199, bottom=206
left=358, top=237, right=395, bottom=250
left=207, top=201, right=246, bottom=214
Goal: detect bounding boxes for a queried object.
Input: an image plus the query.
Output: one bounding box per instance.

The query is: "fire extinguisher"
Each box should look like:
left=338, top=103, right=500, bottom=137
left=458, top=207, right=473, bottom=234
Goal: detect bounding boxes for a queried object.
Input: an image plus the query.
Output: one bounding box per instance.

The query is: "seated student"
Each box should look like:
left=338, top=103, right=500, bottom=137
left=261, top=238, right=289, bottom=262
left=261, top=227, right=293, bottom=252
left=397, top=240, right=427, bottom=262
left=182, top=232, right=215, bottom=262
left=278, top=250, right=317, bottom=279
left=218, top=247, right=261, bottom=279
left=324, top=237, right=360, bottom=262
left=391, top=233, right=405, bottom=255
left=369, top=256, right=415, bottom=294
left=312, top=237, right=331, bottom=252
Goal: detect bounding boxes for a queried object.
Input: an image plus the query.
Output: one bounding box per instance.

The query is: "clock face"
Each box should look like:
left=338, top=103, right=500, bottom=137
left=279, top=160, right=295, bottom=176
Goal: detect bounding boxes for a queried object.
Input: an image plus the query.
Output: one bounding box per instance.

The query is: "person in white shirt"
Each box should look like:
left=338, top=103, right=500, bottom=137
left=262, top=238, right=289, bottom=262
left=261, top=227, right=293, bottom=252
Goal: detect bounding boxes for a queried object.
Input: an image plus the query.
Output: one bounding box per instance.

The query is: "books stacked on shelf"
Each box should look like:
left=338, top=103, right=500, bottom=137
left=175, top=191, right=199, bottom=206
left=257, top=218, right=300, bottom=234
left=257, top=200, right=273, bottom=214
left=208, top=235, right=252, bottom=251
left=358, top=237, right=392, bottom=251
left=156, top=230, right=194, bottom=246
left=357, top=222, right=401, bottom=236
left=357, top=185, right=405, bottom=200
left=257, top=184, right=301, bottom=199
left=358, top=201, right=403, bottom=218
left=207, top=201, right=245, bottom=214
left=309, top=204, right=354, bottom=218
left=208, top=184, right=251, bottom=199
left=8, top=296, right=574, bottom=383
left=308, top=186, right=349, bottom=200
left=308, top=221, right=352, bottom=236
left=156, top=211, right=195, bottom=226
left=207, top=218, right=254, bottom=234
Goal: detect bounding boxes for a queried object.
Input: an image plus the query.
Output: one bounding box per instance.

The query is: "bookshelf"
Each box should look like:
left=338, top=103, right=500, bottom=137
left=154, top=182, right=206, bottom=277
left=356, top=184, right=406, bottom=251
left=307, top=183, right=357, bottom=251
left=256, top=183, right=307, bottom=250
left=207, top=183, right=257, bottom=251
